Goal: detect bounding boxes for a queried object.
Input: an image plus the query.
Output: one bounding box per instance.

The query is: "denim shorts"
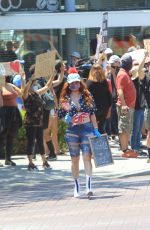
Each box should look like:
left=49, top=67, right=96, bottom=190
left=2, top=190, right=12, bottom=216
left=65, top=122, right=94, bottom=157
left=144, top=108, right=150, bottom=131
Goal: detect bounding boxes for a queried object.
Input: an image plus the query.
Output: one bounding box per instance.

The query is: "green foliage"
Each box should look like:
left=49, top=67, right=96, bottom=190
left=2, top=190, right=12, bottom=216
left=58, top=119, right=67, bottom=152
left=14, top=111, right=67, bottom=154
left=13, top=110, right=27, bottom=155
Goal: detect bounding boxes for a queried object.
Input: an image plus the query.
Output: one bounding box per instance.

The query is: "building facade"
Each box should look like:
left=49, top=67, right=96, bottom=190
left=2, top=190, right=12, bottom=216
left=0, top=0, right=150, bottom=60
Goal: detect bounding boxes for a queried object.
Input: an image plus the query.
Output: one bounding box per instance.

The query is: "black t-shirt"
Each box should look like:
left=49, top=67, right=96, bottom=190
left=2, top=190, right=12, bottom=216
left=107, top=73, right=117, bottom=103
left=4, top=50, right=17, bottom=62
left=86, top=79, right=112, bottom=113
left=140, top=75, right=150, bottom=108
left=133, top=78, right=145, bottom=110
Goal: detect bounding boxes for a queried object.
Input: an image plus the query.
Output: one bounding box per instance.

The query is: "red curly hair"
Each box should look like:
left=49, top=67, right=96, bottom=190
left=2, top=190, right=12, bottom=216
left=60, top=80, right=94, bottom=108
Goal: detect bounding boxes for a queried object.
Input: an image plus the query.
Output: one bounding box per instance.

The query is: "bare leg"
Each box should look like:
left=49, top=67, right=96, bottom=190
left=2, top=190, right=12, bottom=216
left=49, top=115, right=60, bottom=155
left=119, top=132, right=130, bottom=151
left=71, top=156, right=80, bottom=197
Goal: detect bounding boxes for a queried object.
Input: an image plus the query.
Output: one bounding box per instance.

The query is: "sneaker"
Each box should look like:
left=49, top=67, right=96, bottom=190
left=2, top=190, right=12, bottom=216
left=136, top=150, right=147, bottom=156
left=86, top=190, right=93, bottom=197
left=5, top=160, right=16, bottom=166
left=48, top=155, right=57, bottom=161
left=28, top=163, right=37, bottom=171
left=74, top=188, right=80, bottom=198
left=121, top=150, right=138, bottom=158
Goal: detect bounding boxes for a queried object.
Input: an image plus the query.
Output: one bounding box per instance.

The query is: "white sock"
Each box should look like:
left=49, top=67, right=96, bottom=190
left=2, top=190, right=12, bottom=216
left=74, top=179, right=80, bottom=197
left=86, top=175, right=92, bottom=192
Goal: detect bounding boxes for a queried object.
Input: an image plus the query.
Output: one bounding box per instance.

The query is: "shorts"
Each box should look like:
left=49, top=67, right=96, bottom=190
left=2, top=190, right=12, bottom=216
left=144, top=108, right=150, bottom=131
left=65, top=122, right=94, bottom=157
left=117, top=106, right=134, bottom=134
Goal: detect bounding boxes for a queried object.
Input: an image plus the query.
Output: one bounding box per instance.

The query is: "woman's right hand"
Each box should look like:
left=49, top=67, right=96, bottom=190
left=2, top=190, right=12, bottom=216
left=65, top=114, right=71, bottom=124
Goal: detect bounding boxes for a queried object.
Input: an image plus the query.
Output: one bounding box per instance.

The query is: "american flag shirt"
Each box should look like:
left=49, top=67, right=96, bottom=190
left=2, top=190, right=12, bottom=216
left=58, top=94, right=97, bottom=124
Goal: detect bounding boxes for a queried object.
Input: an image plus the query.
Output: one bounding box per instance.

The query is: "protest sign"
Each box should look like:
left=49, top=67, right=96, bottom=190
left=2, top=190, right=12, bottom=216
left=95, top=12, right=108, bottom=60
left=35, top=50, right=56, bottom=80
left=0, top=61, right=23, bottom=76
left=144, top=39, right=150, bottom=56
left=101, top=12, right=108, bottom=50
left=128, top=49, right=145, bottom=63
left=89, top=134, right=113, bottom=168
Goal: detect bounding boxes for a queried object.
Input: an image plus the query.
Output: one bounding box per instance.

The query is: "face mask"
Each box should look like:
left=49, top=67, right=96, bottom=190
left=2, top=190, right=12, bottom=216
left=69, top=83, right=80, bottom=91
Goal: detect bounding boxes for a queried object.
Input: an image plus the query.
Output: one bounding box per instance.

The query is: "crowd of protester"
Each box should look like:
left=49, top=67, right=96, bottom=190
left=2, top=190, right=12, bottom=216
left=0, top=37, right=150, bottom=198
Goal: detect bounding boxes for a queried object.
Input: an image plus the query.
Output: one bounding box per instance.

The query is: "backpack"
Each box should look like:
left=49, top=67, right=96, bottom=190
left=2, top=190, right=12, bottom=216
left=41, top=91, right=55, bottom=110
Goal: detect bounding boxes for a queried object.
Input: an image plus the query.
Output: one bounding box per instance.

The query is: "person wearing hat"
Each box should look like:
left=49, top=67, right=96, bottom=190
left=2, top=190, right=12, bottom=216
left=58, top=73, right=100, bottom=198
left=130, top=62, right=146, bottom=156
left=104, top=48, right=113, bottom=61
left=116, top=53, right=137, bottom=158
left=106, top=55, right=121, bottom=139
left=70, top=51, right=81, bottom=67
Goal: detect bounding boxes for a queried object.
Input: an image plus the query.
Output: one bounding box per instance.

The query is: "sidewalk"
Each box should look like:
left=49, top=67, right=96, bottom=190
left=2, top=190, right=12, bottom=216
left=0, top=139, right=150, bottom=230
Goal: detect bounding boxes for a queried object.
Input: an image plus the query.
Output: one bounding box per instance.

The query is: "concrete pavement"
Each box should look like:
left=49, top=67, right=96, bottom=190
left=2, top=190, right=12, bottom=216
left=0, top=138, right=150, bottom=230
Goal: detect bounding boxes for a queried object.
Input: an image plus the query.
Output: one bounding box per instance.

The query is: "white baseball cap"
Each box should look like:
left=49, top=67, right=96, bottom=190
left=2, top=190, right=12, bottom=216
left=104, top=48, right=113, bottom=55
left=67, top=73, right=81, bottom=84
left=108, top=55, right=120, bottom=64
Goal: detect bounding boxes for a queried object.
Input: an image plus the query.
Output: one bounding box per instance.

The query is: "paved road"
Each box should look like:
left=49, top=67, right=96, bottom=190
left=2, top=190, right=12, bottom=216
left=0, top=138, right=150, bottom=230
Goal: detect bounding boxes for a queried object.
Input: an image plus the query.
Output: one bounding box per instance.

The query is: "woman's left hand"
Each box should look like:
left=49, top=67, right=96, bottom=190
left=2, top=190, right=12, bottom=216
left=93, top=128, right=101, bottom=137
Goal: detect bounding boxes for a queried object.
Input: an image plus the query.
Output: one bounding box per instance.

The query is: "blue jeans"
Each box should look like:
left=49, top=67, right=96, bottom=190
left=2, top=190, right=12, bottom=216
left=130, top=109, right=144, bottom=151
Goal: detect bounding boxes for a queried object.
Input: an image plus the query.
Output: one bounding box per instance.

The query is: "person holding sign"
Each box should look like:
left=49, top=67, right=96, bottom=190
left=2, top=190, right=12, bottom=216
left=0, top=74, right=23, bottom=166
left=22, top=72, right=53, bottom=170
left=58, top=73, right=100, bottom=198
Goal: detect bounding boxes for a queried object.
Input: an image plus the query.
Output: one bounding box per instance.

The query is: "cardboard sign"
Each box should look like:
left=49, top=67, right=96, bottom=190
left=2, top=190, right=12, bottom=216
left=0, top=61, right=23, bottom=76
left=89, top=134, right=113, bottom=168
left=35, top=50, right=56, bottom=80
left=128, top=49, right=145, bottom=63
left=144, top=39, right=150, bottom=56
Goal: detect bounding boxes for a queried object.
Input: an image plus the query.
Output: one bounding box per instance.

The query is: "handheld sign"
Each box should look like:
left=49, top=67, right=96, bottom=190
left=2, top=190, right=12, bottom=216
left=144, top=39, right=150, bottom=56
left=88, top=134, right=113, bottom=167
left=102, top=12, right=108, bottom=50
left=0, top=61, right=23, bottom=76
left=95, top=12, right=108, bottom=60
left=128, top=49, right=145, bottom=63
left=35, top=50, right=56, bottom=80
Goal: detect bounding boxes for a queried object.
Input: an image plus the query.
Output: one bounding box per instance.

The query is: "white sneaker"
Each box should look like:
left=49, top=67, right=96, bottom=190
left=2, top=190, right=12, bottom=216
left=74, top=188, right=80, bottom=198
